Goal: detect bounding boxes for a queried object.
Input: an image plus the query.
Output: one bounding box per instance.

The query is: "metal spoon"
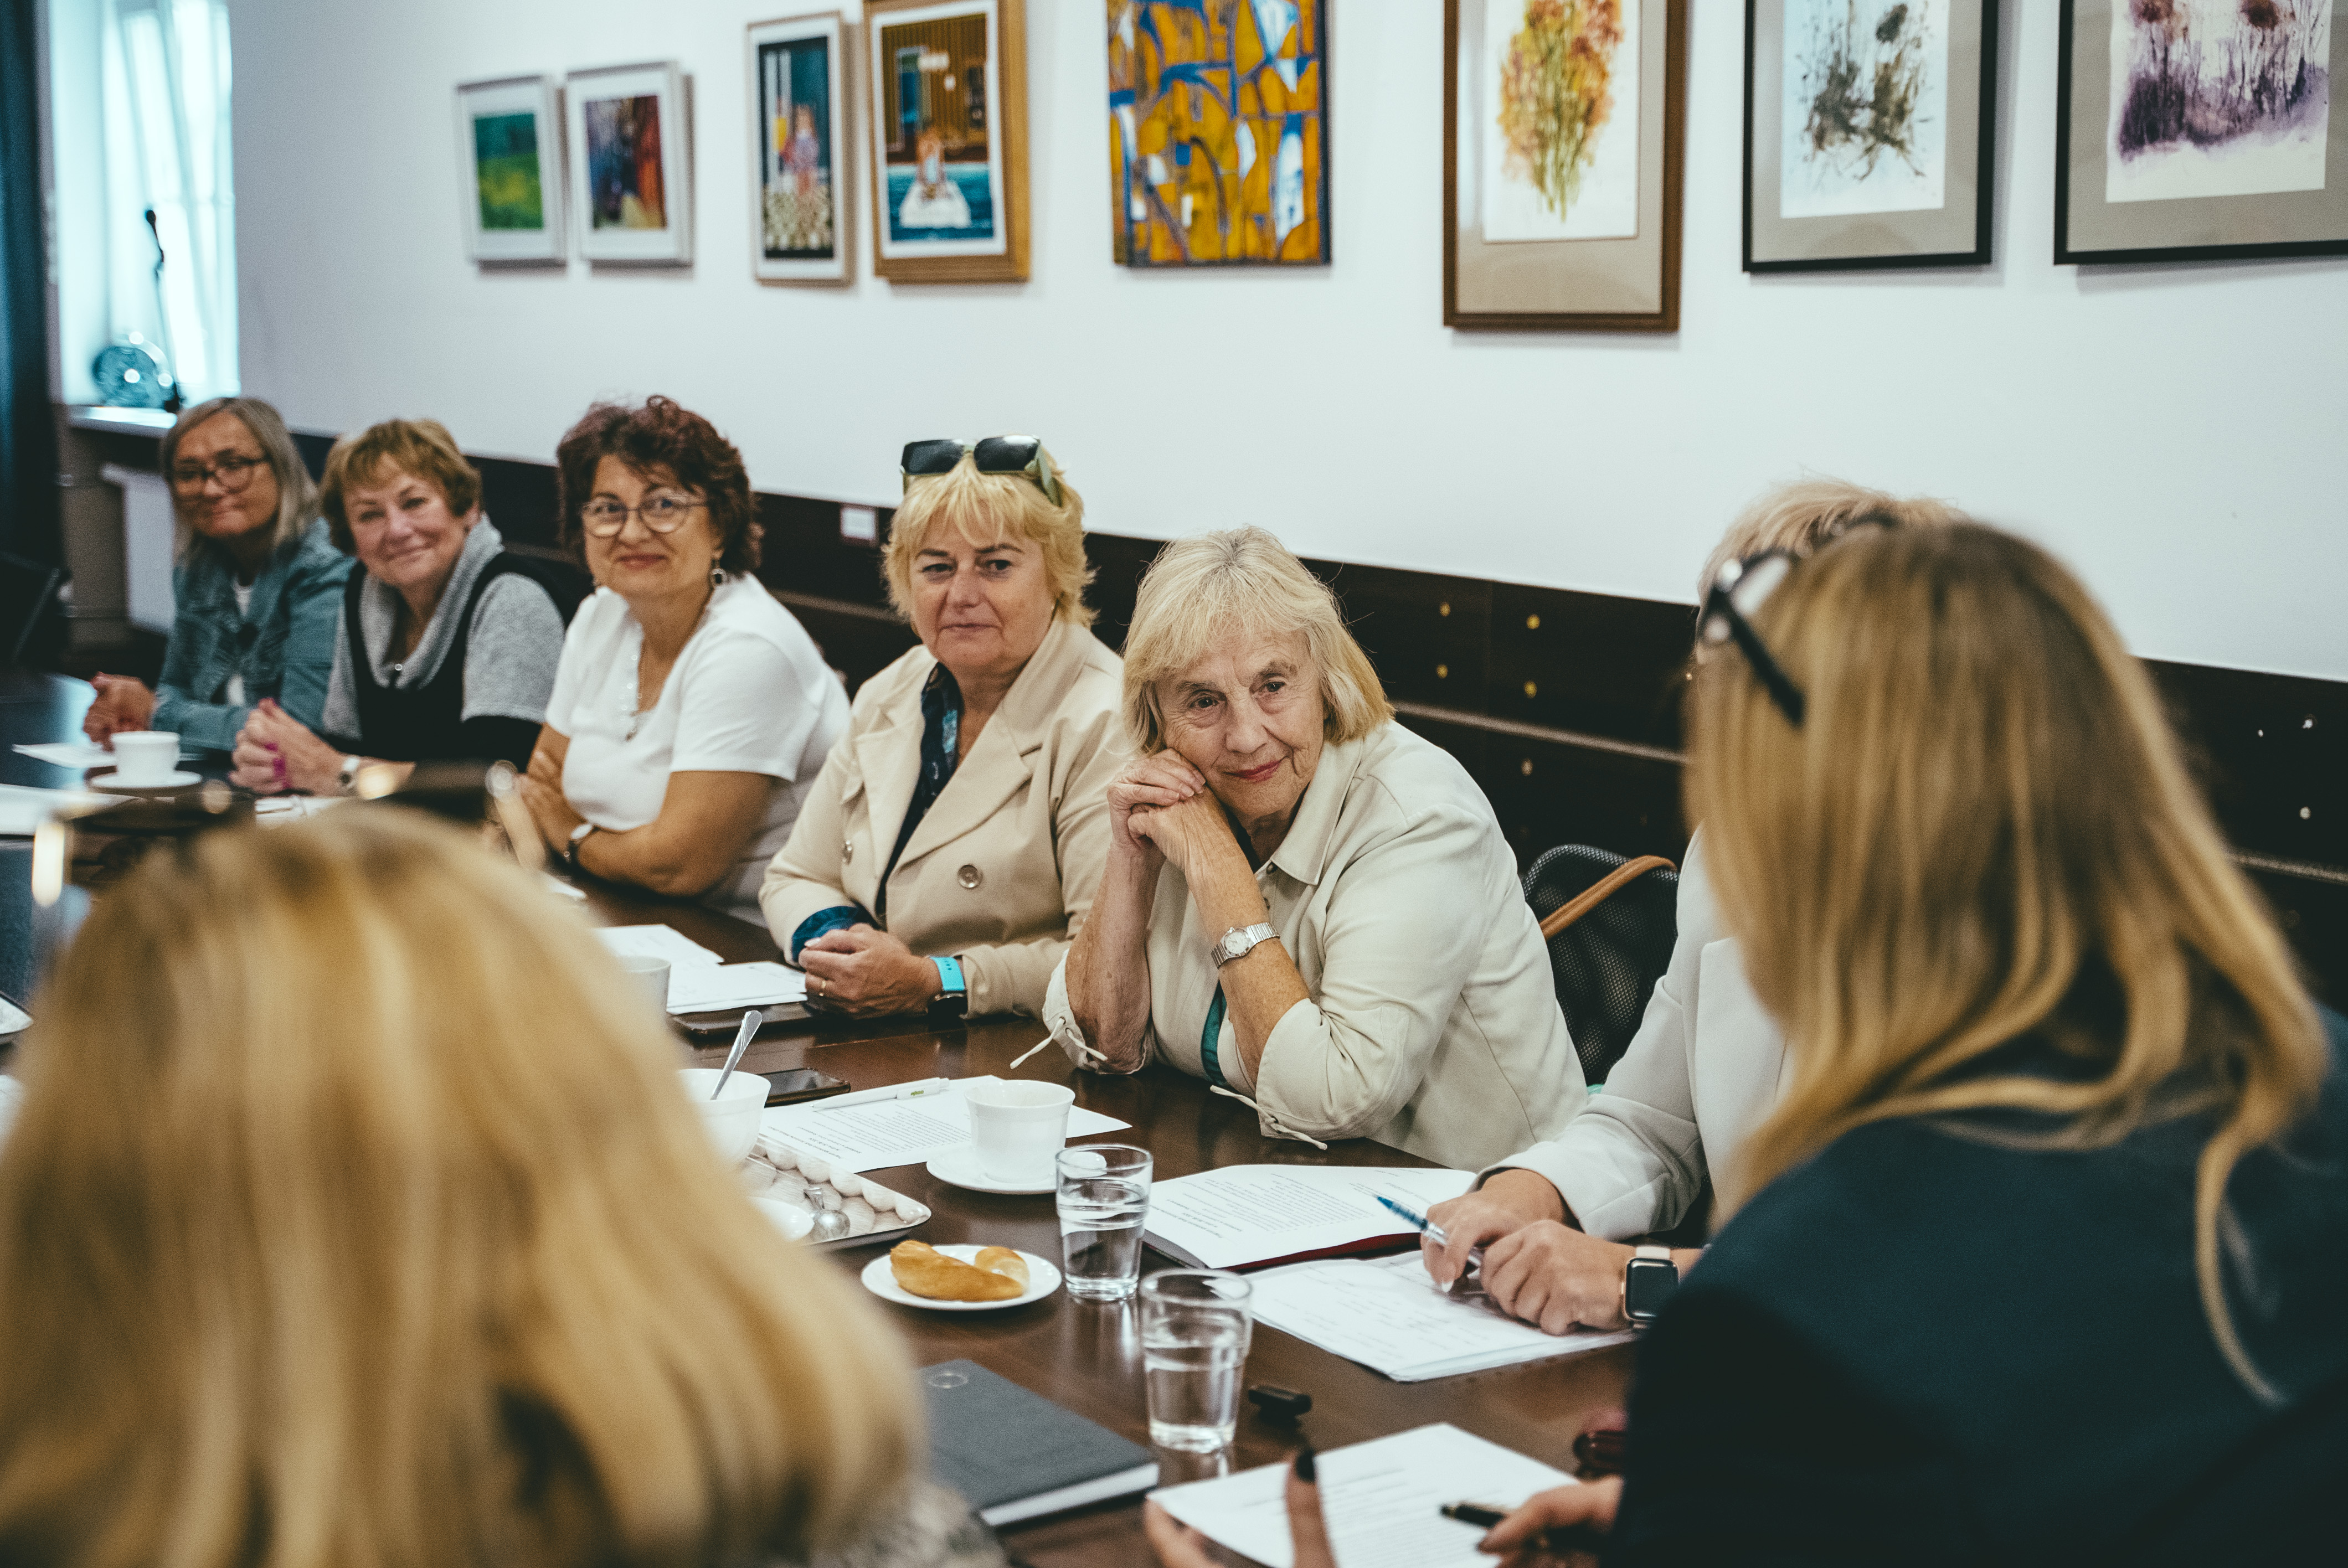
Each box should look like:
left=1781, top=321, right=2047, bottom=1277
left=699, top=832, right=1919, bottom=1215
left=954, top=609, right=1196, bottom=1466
left=808, top=1189, right=852, bottom=1242
left=709, top=1009, right=763, bottom=1100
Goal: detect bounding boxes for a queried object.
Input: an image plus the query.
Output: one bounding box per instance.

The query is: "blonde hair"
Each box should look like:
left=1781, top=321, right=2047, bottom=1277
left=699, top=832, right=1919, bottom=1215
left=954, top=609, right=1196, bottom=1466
left=0, top=811, right=916, bottom=1567
left=1688, top=523, right=2325, bottom=1400
left=1698, top=477, right=1966, bottom=599
left=1122, top=527, right=1394, bottom=757
left=320, top=417, right=484, bottom=552
left=161, top=395, right=322, bottom=561
left=883, top=452, right=1094, bottom=626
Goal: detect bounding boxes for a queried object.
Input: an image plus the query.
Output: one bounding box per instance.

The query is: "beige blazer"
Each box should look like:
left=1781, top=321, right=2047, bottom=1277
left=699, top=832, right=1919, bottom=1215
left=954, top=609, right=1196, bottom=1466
left=760, top=616, right=1124, bottom=1018
left=1044, top=721, right=1586, bottom=1170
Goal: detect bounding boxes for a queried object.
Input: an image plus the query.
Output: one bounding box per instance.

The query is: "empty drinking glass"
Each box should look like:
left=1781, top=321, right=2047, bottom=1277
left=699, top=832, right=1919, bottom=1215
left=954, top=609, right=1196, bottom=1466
left=1140, top=1270, right=1252, bottom=1452
left=1055, top=1143, right=1152, bottom=1301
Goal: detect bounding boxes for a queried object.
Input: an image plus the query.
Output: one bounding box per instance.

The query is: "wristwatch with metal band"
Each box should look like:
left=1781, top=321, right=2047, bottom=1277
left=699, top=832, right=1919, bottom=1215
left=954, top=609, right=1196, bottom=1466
left=337, top=754, right=364, bottom=796
left=929, top=954, right=969, bottom=1018
left=1621, top=1244, right=1678, bottom=1328
left=1211, top=922, right=1276, bottom=967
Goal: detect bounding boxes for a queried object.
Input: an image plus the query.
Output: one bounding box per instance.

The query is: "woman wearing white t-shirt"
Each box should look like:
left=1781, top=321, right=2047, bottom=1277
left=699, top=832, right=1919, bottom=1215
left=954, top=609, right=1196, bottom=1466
left=517, top=398, right=848, bottom=916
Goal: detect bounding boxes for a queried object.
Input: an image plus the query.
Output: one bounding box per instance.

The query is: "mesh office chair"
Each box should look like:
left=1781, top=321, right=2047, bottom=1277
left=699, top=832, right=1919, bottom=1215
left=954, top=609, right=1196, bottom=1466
left=1523, top=845, right=1678, bottom=1085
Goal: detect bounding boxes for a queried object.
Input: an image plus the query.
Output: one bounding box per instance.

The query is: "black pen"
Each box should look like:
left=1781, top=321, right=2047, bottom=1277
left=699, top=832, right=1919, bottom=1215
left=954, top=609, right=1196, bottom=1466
left=1440, top=1501, right=1607, bottom=1554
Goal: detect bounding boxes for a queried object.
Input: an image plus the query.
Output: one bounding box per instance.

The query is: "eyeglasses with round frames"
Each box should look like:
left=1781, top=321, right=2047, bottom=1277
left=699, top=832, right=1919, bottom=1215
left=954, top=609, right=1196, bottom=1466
left=167, top=453, right=270, bottom=495
left=578, top=494, right=707, bottom=537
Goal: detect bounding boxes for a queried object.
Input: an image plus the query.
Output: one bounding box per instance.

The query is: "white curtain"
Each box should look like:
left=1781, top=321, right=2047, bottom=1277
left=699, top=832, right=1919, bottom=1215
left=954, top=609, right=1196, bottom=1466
left=96, top=0, right=237, bottom=400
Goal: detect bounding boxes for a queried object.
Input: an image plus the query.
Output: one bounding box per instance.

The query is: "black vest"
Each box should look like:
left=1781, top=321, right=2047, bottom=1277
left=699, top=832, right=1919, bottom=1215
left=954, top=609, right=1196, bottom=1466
left=344, top=553, right=586, bottom=762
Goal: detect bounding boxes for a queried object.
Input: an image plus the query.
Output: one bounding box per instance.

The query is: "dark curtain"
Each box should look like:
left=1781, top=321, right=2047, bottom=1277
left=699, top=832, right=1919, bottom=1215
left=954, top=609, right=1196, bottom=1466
left=0, top=0, right=60, bottom=564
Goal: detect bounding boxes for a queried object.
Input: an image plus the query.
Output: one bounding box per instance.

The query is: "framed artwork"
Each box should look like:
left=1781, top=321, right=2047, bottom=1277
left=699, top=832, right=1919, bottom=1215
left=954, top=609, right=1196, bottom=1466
left=1744, top=1, right=1999, bottom=271
left=1443, top=0, right=1688, bottom=332
left=2057, top=0, right=2348, bottom=263
left=865, top=0, right=1031, bottom=282
left=1108, top=1, right=1331, bottom=266
left=566, top=61, right=693, bottom=264
left=455, top=75, right=565, bottom=262
left=749, top=13, right=853, bottom=282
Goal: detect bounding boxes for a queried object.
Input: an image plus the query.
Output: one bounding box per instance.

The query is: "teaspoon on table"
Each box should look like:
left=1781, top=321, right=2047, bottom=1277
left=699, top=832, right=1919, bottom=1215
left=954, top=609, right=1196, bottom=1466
left=710, top=1009, right=763, bottom=1100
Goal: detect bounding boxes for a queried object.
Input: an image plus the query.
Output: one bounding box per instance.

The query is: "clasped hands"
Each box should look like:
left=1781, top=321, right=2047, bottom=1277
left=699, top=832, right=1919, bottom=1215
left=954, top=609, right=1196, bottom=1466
left=1106, top=749, right=1238, bottom=879
left=799, top=924, right=941, bottom=1017
left=229, top=700, right=346, bottom=796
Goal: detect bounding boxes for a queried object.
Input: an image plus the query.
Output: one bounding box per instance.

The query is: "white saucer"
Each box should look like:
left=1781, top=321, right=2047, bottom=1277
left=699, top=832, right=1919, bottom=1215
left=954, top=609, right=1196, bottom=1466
left=860, top=1245, right=1060, bottom=1312
left=89, top=769, right=203, bottom=790
left=925, top=1143, right=1056, bottom=1195
left=750, top=1195, right=815, bottom=1241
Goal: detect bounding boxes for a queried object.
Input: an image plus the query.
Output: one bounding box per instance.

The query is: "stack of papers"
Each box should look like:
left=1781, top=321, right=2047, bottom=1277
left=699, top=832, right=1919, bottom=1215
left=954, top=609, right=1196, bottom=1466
left=589, top=926, right=806, bottom=1013
left=0, top=783, right=126, bottom=835
left=1249, top=1252, right=1634, bottom=1381
left=1151, top=1423, right=1580, bottom=1568
left=595, top=924, right=722, bottom=967
left=14, top=741, right=130, bottom=770
left=760, top=1075, right=1130, bottom=1174
left=1144, top=1164, right=1475, bottom=1271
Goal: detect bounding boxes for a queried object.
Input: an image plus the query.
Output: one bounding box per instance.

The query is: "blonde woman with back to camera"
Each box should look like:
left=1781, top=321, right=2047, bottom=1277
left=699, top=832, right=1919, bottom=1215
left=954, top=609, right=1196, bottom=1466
left=763, top=437, right=1122, bottom=1019
left=1049, top=527, right=1582, bottom=1170
left=0, top=809, right=1006, bottom=1568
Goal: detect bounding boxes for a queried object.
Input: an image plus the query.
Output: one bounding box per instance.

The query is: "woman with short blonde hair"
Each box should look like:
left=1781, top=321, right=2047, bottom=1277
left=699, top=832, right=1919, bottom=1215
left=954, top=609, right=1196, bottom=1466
left=0, top=810, right=943, bottom=1567
left=1050, top=527, right=1581, bottom=1169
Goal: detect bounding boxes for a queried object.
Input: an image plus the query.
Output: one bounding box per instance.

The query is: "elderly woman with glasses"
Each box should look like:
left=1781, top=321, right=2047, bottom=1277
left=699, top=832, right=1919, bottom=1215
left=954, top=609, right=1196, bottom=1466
left=1047, top=527, right=1582, bottom=1170
left=761, top=437, right=1122, bottom=1019
left=81, top=396, right=352, bottom=752
left=515, top=398, right=848, bottom=916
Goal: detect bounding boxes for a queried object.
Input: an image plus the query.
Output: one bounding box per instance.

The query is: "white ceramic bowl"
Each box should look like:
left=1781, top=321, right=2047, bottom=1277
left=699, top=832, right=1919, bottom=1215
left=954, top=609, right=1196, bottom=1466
left=751, top=1195, right=815, bottom=1241
left=679, top=1067, right=766, bottom=1164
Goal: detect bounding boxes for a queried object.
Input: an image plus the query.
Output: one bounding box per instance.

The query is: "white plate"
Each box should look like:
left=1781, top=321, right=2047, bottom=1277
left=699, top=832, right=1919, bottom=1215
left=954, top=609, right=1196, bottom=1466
left=926, top=1142, right=1057, bottom=1195
left=87, top=769, right=203, bottom=789
left=751, top=1195, right=815, bottom=1241
left=860, top=1245, right=1060, bottom=1312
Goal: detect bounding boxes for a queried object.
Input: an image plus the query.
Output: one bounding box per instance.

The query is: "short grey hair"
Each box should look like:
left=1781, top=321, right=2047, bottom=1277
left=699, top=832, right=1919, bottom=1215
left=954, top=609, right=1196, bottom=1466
left=161, top=396, right=322, bottom=563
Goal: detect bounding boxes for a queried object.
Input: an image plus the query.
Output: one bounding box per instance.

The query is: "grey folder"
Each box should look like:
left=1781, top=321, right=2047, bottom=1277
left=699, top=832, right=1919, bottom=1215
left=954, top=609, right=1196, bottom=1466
left=921, top=1359, right=1161, bottom=1526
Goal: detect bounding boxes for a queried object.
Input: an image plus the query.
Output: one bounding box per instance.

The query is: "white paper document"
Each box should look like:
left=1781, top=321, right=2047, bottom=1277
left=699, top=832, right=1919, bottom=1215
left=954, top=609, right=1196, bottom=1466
left=1250, top=1252, right=1634, bottom=1382
left=759, top=1075, right=1130, bottom=1174
left=1144, top=1165, right=1476, bottom=1271
left=12, top=741, right=122, bottom=770
left=0, top=783, right=127, bottom=836
left=254, top=795, right=343, bottom=823
left=1151, top=1423, right=1578, bottom=1568
left=542, top=875, right=588, bottom=900
left=665, top=961, right=807, bottom=1014
left=595, top=924, right=723, bottom=968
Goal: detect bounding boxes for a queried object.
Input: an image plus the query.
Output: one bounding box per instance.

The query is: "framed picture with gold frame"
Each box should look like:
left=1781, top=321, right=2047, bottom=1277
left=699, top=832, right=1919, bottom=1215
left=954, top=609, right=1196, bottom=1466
left=864, top=0, right=1030, bottom=282
left=1443, top=0, right=1688, bottom=332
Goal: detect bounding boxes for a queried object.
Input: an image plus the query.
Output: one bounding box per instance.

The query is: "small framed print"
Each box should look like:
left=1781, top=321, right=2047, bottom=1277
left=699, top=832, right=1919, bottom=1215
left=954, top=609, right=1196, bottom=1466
left=455, top=75, right=565, bottom=263
left=1744, top=1, right=2000, bottom=272
left=749, top=12, right=853, bottom=283
left=865, top=0, right=1031, bottom=283
left=566, top=61, right=693, bottom=264
left=1444, top=0, right=1690, bottom=332
left=2057, top=0, right=2348, bottom=264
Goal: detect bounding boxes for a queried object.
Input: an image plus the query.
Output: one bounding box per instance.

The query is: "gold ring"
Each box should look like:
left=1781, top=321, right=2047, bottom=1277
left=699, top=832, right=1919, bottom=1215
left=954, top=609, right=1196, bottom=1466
left=816, top=976, right=826, bottom=996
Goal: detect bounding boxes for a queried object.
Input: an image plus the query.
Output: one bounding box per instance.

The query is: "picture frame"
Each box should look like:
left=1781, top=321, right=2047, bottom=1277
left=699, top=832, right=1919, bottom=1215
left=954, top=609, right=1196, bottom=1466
left=749, top=12, right=854, bottom=283
left=2056, top=0, right=2348, bottom=264
left=565, top=60, right=694, bottom=265
left=1443, top=0, right=1688, bottom=332
left=1109, top=0, right=1331, bottom=267
left=1744, top=1, right=1999, bottom=272
left=454, top=75, right=565, bottom=263
left=864, top=0, right=1030, bottom=283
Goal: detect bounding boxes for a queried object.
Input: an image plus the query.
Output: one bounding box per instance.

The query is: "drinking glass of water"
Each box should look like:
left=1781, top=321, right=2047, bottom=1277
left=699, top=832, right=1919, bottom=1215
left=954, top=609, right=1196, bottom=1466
left=1055, top=1143, right=1152, bottom=1301
left=1140, top=1269, right=1252, bottom=1452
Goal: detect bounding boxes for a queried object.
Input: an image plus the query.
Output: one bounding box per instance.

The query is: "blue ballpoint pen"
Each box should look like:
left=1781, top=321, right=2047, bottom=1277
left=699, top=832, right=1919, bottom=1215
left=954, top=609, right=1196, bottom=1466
left=1377, top=1194, right=1485, bottom=1291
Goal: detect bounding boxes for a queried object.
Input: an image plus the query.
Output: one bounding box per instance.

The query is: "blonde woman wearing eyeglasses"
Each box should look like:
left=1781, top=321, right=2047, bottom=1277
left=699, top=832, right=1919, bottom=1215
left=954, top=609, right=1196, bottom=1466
left=1048, top=527, right=1582, bottom=1170
left=0, top=809, right=1014, bottom=1568
left=761, top=438, right=1122, bottom=1019
left=516, top=398, right=848, bottom=915
left=82, top=396, right=353, bottom=751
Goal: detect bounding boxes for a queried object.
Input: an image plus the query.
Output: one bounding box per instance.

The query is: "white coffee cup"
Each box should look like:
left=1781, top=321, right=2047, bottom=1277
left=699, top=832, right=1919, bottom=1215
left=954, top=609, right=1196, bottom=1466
left=111, top=731, right=180, bottom=785
left=615, top=955, right=670, bottom=1012
left=964, top=1077, right=1075, bottom=1183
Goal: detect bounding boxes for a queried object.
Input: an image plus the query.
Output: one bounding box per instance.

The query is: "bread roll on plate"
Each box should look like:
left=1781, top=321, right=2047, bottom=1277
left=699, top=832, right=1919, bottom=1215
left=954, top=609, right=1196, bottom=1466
left=889, top=1240, right=1030, bottom=1302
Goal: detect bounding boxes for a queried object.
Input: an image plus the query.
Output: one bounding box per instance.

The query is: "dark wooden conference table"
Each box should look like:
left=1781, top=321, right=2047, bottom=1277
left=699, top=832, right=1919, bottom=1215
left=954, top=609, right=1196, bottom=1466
left=0, top=674, right=1634, bottom=1567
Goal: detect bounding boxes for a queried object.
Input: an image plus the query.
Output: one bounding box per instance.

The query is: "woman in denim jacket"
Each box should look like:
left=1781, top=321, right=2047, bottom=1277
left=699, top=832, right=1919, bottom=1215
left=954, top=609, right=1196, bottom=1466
left=82, top=396, right=351, bottom=753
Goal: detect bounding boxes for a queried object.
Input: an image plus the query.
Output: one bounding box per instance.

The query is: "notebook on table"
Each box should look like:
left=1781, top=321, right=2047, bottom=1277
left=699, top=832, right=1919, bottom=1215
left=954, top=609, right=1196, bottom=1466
left=921, top=1360, right=1159, bottom=1526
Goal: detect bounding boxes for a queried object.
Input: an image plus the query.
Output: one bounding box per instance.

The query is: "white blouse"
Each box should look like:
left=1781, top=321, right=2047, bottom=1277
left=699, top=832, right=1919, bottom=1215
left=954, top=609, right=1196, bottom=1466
left=545, top=575, right=849, bottom=916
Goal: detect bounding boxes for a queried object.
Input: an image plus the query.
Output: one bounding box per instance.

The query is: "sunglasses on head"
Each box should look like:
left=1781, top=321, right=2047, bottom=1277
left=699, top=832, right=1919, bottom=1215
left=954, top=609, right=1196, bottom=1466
left=901, top=436, right=1064, bottom=507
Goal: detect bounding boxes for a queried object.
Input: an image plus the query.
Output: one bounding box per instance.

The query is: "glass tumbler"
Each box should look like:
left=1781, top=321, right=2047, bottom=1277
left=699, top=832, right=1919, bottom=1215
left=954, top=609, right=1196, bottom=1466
left=1140, top=1270, right=1253, bottom=1452
left=1054, top=1143, right=1152, bottom=1301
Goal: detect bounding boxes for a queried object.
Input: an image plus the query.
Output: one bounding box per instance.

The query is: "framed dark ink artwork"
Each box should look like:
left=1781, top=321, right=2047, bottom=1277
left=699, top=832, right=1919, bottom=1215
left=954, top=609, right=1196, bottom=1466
left=2058, top=0, right=2348, bottom=262
left=749, top=13, right=853, bottom=283
left=1744, top=1, right=2000, bottom=271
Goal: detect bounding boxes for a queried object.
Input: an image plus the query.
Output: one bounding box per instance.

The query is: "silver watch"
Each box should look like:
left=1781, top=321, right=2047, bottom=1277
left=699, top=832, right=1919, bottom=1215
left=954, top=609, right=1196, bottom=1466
left=1211, top=922, right=1276, bottom=967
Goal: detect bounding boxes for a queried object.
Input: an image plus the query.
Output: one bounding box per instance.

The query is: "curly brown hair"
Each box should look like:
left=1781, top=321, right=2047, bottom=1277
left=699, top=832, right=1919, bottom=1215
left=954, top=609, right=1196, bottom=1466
left=555, top=396, right=762, bottom=574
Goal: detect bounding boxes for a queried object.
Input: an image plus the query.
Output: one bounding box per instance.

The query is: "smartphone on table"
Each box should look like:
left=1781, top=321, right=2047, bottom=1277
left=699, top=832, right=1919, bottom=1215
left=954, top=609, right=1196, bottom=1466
left=762, top=1069, right=849, bottom=1106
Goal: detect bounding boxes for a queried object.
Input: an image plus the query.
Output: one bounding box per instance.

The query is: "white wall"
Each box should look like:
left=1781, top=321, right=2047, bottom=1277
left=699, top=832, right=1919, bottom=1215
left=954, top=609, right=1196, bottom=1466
left=229, top=1, right=2348, bottom=682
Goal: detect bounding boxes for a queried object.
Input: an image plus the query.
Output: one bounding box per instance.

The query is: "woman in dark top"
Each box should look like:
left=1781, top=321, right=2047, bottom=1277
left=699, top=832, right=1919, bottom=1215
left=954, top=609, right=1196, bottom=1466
left=230, top=418, right=577, bottom=795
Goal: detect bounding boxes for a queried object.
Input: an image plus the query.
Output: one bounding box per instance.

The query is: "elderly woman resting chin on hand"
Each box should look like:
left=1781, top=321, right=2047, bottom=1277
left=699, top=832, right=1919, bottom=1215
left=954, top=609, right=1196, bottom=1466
left=1047, top=527, right=1584, bottom=1172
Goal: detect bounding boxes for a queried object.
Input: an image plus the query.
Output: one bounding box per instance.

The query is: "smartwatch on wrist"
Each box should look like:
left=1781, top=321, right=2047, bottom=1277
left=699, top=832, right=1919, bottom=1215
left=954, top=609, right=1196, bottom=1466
left=564, top=821, right=598, bottom=870
left=1621, top=1245, right=1679, bottom=1328
left=928, top=954, right=969, bottom=1019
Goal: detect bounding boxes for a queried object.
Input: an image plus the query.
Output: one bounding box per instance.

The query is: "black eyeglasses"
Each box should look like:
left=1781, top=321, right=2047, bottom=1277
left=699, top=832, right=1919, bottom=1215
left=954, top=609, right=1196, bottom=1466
left=901, top=436, right=1064, bottom=507
left=168, top=452, right=269, bottom=495
left=1698, top=550, right=1805, bottom=726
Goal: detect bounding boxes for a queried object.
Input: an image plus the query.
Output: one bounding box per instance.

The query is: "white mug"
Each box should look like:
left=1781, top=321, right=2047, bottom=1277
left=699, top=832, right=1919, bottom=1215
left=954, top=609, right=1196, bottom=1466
left=964, top=1077, right=1074, bottom=1183
left=111, top=731, right=180, bottom=785
left=615, top=955, right=670, bottom=1012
